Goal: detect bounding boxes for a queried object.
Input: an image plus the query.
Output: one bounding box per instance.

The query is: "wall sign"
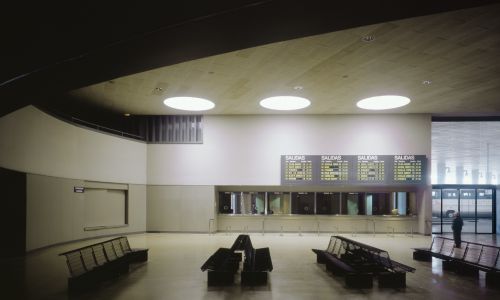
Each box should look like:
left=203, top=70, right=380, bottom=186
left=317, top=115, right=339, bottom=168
left=281, top=155, right=426, bottom=185
left=74, top=187, right=85, bottom=193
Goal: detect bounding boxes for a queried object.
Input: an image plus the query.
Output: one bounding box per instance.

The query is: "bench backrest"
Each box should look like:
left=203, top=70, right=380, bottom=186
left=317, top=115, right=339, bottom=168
left=112, top=239, right=125, bottom=257
left=92, top=244, right=108, bottom=266
left=103, top=241, right=118, bottom=261
left=329, top=235, right=415, bottom=273
left=65, top=251, right=87, bottom=277
left=60, top=236, right=139, bottom=277
left=81, top=247, right=97, bottom=271
left=120, top=237, right=132, bottom=253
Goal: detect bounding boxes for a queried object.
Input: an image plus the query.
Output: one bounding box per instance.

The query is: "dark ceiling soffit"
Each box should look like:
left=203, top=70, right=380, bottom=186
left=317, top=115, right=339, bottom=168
left=1, top=0, right=499, bottom=117
left=432, top=116, right=500, bottom=122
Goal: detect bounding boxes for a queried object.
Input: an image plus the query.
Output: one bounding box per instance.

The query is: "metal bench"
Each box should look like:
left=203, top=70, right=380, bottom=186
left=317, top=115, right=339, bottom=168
left=313, top=236, right=415, bottom=288
left=413, top=236, right=500, bottom=287
left=59, top=236, right=148, bottom=292
left=201, top=234, right=273, bottom=286
left=241, top=237, right=273, bottom=286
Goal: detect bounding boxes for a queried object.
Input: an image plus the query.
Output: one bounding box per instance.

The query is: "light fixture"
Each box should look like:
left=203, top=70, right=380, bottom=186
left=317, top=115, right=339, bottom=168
left=422, top=80, right=432, bottom=85
left=123, top=113, right=130, bottom=117
left=356, top=95, right=410, bottom=110
left=163, top=97, right=215, bottom=111
left=259, top=96, right=311, bottom=111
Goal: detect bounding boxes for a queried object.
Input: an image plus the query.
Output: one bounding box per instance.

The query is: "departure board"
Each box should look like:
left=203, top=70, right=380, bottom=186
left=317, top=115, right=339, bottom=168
left=393, top=155, right=423, bottom=182
left=356, top=155, right=386, bottom=182
left=281, top=155, right=426, bottom=185
left=320, top=155, right=349, bottom=182
left=282, top=155, right=314, bottom=183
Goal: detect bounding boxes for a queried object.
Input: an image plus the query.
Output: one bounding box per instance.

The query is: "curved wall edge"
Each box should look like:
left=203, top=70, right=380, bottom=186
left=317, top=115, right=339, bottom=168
left=0, top=106, right=147, bottom=185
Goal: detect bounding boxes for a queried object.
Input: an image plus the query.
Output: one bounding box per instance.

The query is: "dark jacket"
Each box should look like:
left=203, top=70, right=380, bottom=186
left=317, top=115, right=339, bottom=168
left=452, top=215, right=463, bottom=232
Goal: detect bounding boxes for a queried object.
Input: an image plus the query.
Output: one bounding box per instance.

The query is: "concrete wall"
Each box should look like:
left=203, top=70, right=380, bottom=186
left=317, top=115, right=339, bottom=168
left=0, top=106, right=147, bottom=184
left=0, top=107, right=434, bottom=244
left=147, top=185, right=216, bottom=232
left=26, top=174, right=146, bottom=251
left=0, top=106, right=148, bottom=250
left=148, top=114, right=432, bottom=185
left=147, top=114, right=432, bottom=233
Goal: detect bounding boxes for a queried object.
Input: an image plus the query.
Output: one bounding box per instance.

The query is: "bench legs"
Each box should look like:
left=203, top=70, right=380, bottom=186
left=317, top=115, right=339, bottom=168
left=486, top=271, right=500, bottom=288
left=345, top=273, right=373, bottom=288
left=378, top=272, right=406, bottom=288
left=442, top=260, right=479, bottom=277
left=127, top=249, right=149, bottom=263
left=413, top=250, right=432, bottom=262
left=241, top=271, right=268, bottom=286
left=207, top=271, right=234, bottom=286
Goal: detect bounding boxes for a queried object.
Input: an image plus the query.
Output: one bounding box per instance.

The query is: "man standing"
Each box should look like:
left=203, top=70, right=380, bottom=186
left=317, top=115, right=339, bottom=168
left=452, top=212, right=464, bottom=248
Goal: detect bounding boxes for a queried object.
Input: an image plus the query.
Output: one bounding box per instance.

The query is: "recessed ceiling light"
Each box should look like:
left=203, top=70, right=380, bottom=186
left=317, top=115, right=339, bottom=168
left=123, top=113, right=130, bottom=117
left=163, top=97, right=215, bottom=111
left=356, top=95, right=410, bottom=110
left=259, top=96, right=311, bottom=111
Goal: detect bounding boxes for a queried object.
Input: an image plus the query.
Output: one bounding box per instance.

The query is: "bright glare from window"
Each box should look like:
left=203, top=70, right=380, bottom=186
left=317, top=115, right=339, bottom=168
left=356, top=95, right=410, bottom=110
left=259, top=96, right=311, bottom=111
left=163, top=97, right=215, bottom=111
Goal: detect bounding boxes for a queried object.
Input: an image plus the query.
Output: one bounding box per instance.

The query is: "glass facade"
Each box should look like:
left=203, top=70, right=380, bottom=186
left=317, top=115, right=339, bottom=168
left=432, top=185, right=496, bottom=234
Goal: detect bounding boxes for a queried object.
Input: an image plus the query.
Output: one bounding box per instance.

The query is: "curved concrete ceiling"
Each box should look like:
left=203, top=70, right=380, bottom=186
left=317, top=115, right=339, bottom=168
left=69, top=4, right=500, bottom=115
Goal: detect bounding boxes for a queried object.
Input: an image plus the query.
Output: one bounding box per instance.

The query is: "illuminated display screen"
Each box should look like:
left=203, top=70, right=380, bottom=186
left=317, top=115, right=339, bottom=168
left=283, top=155, right=313, bottom=182
left=281, top=155, right=426, bottom=185
left=320, top=155, right=349, bottom=182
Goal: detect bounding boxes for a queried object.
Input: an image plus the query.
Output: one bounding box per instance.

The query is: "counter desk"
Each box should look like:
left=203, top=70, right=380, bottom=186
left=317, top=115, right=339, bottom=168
left=217, top=214, right=418, bottom=235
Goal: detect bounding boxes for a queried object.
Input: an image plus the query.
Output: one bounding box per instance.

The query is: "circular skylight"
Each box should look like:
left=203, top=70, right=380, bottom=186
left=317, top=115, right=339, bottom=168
left=356, top=95, right=410, bottom=110
left=259, top=96, right=311, bottom=111
left=163, top=97, right=215, bottom=111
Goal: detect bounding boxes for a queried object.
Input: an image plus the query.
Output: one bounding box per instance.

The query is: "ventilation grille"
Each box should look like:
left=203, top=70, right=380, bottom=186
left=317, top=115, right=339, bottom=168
left=139, top=115, right=203, bottom=144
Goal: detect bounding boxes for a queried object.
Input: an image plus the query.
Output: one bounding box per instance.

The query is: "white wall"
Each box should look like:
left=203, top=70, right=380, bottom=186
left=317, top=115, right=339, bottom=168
left=0, top=106, right=147, bottom=184
left=148, top=114, right=431, bottom=185
left=147, top=185, right=216, bottom=232
left=147, top=114, right=432, bottom=233
left=26, top=174, right=147, bottom=251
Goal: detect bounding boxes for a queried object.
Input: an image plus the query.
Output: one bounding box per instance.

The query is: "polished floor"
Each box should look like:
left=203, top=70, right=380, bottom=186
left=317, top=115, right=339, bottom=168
left=2, top=233, right=500, bottom=300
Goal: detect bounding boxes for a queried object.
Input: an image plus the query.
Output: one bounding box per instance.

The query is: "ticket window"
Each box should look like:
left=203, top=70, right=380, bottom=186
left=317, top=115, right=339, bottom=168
left=316, top=192, right=341, bottom=215
left=268, top=192, right=290, bottom=214
left=218, top=192, right=242, bottom=214
left=219, top=192, right=233, bottom=214
left=341, top=193, right=365, bottom=215
left=366, top=193, right=391, bottom=215
left=250, top=192, right=266, bottom=214
left=291, top=192, right=315, bottom=214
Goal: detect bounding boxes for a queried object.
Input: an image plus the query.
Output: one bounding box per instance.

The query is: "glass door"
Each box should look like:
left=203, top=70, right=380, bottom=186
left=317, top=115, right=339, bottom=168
left=477, top=189, right=493, bottom=233
left=441, top=189, right=459, bottom=233
left=431, top=189, right=442, bottom=233
left=459, top=189, right=475, bottom=233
